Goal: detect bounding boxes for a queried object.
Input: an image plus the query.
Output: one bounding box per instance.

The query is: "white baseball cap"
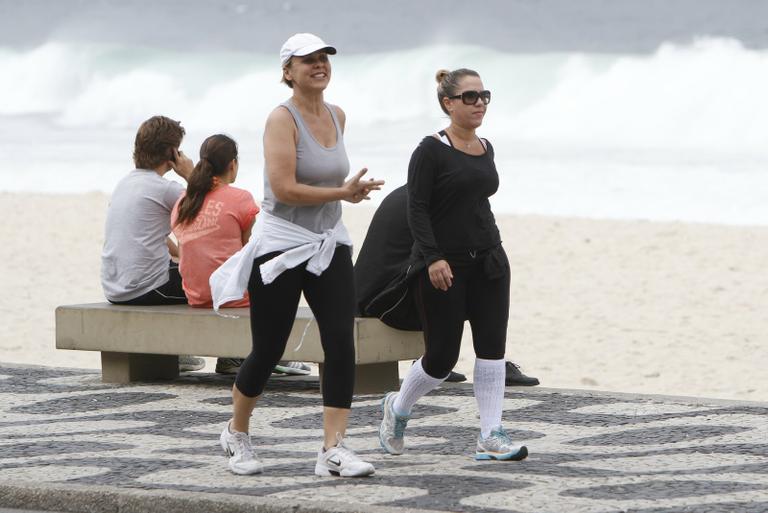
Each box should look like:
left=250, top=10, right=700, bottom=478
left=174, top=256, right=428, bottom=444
left=280, top=33, right=337, bottom=66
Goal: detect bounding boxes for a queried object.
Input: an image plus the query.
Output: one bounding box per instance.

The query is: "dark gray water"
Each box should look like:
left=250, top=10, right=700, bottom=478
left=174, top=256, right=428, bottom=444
left=1, top=0, right=768, bottom=53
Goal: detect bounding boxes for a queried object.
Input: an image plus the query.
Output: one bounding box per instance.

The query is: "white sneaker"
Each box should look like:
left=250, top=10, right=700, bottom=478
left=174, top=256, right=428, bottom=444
left=379, top=391, right=409, bottom=455
left=314, top=436, right=375, bottom=477
left=273, top=361, right=311, bottom=375
left=179, top=355, right=205, bottom=372
left=220, top=422, right=263, bottom=475
left=475, top=426, right=528, bottom=461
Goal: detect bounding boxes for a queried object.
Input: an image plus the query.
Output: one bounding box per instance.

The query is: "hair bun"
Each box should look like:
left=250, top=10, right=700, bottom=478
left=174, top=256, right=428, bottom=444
left=435, top=69, right=450, bottom=84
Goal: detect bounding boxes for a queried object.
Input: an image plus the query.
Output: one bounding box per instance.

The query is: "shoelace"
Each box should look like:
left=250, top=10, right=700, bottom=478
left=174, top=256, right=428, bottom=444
left=489, top=427, right=512, bottom=447
left=393, top=415, right=409, bottom=438
left=234, top=432, right=255, bottom=459
left=331, top=442, right=360, bottom=464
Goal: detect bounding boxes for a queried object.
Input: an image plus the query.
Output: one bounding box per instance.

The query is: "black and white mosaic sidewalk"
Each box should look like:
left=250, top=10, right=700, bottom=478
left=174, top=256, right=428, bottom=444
left=1, top=363, right=767, bottom=513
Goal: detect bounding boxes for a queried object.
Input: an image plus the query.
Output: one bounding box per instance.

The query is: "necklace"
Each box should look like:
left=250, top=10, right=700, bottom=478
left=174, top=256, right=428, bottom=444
left=447, top=127, right=475, bottom=149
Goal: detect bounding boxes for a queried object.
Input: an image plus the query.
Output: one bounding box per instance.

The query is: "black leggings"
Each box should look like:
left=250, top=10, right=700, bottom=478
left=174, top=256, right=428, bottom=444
left=235, top=246, right=356, bottom=408
left=415, top=255, right=510, bottom=379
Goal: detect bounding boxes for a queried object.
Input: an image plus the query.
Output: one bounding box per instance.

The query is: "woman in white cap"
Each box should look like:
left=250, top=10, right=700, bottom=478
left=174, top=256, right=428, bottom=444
left=214, top=33, right=383, bottom=477
left=378, top=68, right=529, bottom=462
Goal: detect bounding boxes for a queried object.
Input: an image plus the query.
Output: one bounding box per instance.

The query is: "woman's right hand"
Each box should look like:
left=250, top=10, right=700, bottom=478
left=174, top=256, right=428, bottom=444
left=428, top=259, right=453, bottom=291
left=343, top=168, right=384, bottom=203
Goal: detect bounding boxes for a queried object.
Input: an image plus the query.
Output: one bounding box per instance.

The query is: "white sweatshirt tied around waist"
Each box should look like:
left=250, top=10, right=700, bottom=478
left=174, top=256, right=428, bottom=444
left=209, top=211, right=352, bottom=311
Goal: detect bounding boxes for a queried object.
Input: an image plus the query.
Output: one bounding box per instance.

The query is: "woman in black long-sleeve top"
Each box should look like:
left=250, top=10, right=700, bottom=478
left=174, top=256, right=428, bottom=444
left=379, top=68, right=528, bottom=462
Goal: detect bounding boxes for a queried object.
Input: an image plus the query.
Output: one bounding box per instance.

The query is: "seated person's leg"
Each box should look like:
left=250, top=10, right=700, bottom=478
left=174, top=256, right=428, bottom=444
left=112, top=262, right=187, bottom=306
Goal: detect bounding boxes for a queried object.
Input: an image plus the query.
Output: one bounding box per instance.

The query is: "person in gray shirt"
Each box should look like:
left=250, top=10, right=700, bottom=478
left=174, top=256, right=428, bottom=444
left=100, top=115, right=203, bottom=371
left=101, top=115, right=193, bottom=304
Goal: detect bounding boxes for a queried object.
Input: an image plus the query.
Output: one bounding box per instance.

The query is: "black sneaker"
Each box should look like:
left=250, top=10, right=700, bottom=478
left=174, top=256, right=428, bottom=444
left=445, top=370, right=467, bottom=383
left=215, top=358, right=243, bottom=375
left=505, top=361, right=539, bottom=386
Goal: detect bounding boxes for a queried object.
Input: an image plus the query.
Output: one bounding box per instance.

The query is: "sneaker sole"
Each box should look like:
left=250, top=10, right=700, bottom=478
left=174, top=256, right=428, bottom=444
left=229, top=463, right=263, bottom=475
left=314, top=463, right=374, bottom=477
left=475, top=445, right=528, bottom=461
left=180, top=365, right=205, bottom=372
left=505, top=380, right=540, bottom=387
left=273, top=365, right=311, bottom=376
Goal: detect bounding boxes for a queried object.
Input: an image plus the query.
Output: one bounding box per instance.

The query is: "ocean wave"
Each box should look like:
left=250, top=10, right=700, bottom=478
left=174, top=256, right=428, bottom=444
left=3, top=39, right=768, bottom=155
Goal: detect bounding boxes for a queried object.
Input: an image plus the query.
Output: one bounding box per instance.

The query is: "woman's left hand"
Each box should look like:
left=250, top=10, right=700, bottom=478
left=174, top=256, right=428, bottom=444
left=343, top=168, right=385, bottom=203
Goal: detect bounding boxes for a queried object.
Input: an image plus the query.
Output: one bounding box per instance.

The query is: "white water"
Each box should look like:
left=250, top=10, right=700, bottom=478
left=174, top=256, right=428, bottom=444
left=2, top=39, right=768, bottom=224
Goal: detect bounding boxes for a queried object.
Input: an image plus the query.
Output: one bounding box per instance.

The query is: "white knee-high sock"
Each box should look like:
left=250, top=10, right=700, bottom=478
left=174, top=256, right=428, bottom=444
left=474, top=358, right=506, bottom=438
left=392, top=357, right=446, bottom=416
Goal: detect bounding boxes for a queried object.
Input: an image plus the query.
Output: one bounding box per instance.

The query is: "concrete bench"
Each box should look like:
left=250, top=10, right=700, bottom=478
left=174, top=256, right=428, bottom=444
left=55, top=303, right=425, bottom=394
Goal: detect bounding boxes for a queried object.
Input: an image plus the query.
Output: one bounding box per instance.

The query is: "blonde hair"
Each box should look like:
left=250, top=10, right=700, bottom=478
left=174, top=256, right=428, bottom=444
left=435, top=68, right=480, bottom=115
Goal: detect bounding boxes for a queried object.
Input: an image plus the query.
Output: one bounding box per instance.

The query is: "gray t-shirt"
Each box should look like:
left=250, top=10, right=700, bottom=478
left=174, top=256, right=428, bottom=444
left=101, top=169, right=184, bottom=302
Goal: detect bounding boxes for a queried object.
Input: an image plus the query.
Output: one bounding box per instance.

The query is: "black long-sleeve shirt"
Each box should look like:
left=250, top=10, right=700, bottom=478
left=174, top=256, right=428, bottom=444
left=407, top=136, right=502, bottom=267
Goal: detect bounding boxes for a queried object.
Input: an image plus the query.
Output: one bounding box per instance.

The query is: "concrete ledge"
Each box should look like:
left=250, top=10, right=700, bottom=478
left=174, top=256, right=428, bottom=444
left=55, top=304, right=424, bottom=364
left=55, top=303, right=425, bottom=392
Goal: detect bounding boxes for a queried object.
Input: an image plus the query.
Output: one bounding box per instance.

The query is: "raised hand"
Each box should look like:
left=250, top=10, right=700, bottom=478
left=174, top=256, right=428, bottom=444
left=343, top=168, right=384, bottom=203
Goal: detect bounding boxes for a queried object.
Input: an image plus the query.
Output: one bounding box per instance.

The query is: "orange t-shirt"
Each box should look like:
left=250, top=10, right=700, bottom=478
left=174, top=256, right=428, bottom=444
left=171, top=185, right=259, bottom=307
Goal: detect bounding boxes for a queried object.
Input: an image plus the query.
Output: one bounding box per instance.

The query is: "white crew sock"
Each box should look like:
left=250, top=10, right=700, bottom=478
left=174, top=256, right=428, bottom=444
left=392, top=357, right=447, bottom=416
left=473, top=357, right=506, bottom=438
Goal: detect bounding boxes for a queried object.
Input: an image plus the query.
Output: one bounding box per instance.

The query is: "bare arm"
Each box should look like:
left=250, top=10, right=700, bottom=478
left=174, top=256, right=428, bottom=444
left=166, top=237, right=179, bottom=258
left=264, top=107, right=382, bottom=205
left=241, top=218, right=255, bottom=246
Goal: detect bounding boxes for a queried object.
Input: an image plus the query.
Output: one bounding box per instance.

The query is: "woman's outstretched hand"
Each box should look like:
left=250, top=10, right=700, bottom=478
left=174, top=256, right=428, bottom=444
left=428, top=259, right=453, bottom=291
left=343, top=168, right=384, bottom=203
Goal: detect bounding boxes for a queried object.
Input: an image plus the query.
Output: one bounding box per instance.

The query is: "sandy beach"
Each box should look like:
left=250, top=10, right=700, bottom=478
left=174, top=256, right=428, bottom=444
left=1, top=191, right=766, bottom=401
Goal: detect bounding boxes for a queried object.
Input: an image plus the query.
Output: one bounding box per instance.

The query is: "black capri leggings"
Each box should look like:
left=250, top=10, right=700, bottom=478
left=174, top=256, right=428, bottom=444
left=415, top=253, right=510, bottom=379
left=235, top=245, right=356, bottom=408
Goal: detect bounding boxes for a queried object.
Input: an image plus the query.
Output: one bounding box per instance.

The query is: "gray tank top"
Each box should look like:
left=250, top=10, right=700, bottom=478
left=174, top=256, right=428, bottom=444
left=262, top=100, right=350, bottom=233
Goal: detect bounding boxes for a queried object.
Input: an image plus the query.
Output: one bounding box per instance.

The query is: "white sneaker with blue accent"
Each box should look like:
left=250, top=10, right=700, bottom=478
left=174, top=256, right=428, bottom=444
left=315, top=436, right=375, bottom=477
left=379, top=391, right=410, bottom=455
left=220, top=422, right=263, bottom=475
left=475, top=426, right=528, bottom=461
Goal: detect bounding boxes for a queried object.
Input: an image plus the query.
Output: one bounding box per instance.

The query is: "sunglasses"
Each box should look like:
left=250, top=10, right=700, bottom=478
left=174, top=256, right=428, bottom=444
left=448, top=90, right=491, bottom=105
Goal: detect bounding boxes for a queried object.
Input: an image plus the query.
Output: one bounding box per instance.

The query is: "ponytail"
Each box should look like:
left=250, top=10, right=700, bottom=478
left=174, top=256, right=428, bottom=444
left=175, top=161, right=216, bottom=226
left=173, top=134, right=239, bottom=226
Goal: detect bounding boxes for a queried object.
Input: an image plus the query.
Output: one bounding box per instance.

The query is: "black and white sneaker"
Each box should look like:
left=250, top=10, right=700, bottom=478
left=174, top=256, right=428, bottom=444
left=315, top=436, right=375, bottom=477
left=215, top=358, right=243, bottom=375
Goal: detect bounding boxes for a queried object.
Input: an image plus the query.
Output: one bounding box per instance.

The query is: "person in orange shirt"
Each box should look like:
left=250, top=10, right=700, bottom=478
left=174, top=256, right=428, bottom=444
left=172, top=134, right=310, bottom=376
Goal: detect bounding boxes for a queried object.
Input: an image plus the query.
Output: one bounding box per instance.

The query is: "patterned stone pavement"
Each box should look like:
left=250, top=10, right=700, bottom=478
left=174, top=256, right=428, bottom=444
left=0, top=363, right=767, bottom=513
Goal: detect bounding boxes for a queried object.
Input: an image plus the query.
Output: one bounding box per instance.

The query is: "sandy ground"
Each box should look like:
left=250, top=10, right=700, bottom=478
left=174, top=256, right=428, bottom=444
left=1, top=192, right=766, bottom=401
